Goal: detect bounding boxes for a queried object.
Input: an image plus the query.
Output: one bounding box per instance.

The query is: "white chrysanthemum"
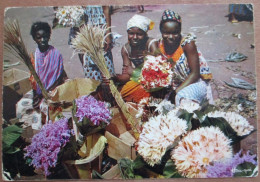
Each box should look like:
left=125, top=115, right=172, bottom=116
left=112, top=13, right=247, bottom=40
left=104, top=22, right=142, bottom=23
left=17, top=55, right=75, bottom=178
left=154, top=99, right=175, bottom=114
left=178, top=99, right=201, bottom=113
left=135, top=97, right=150, bottom=118
left=56, top=6, right=85, bottom=27
left=137, top=114, right=187, bottom=166
left=207, top=111, right=254, bottom=136
left=171, top=126, right=233, bottom=178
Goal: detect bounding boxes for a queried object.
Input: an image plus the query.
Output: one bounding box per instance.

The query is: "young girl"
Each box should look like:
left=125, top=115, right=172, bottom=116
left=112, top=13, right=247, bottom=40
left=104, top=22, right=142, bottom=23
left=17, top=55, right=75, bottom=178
left=159, top=10, right=213, bottom=105
left=16, top=22, right=68, bottom=130
left=115, top=14, right=158, bottom=103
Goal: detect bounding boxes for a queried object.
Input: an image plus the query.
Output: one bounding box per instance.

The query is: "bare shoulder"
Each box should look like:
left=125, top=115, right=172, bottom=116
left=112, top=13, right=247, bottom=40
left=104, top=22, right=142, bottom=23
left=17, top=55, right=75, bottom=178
left=182, top=40, right=198, bottom=53
left=147, top=37, right=158, bottom=53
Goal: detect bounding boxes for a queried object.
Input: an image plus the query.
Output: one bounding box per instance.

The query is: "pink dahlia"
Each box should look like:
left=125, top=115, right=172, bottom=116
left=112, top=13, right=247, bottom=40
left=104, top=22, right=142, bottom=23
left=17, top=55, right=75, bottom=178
left=171, top=126, right=233, bottom=178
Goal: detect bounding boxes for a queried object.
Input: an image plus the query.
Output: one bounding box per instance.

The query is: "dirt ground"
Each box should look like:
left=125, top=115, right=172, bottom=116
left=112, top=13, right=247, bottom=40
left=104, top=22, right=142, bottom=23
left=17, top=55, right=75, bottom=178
left=3, top=4, right=257, bottom=156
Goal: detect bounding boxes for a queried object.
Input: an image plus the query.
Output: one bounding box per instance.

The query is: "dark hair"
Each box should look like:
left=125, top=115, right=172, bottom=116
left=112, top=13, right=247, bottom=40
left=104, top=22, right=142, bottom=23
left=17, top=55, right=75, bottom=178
left=159, top=19, right=182, bottom=32
left=30, top=22, right=51, bottom=39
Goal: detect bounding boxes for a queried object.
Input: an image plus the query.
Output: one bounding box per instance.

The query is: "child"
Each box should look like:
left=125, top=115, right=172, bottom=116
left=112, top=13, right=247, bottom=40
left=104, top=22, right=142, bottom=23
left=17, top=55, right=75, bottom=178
left=158, top=10, right=213, bottom=105
left=16, top=22, right=67, bottom=130
left=115, top=14, right=158, bottom=103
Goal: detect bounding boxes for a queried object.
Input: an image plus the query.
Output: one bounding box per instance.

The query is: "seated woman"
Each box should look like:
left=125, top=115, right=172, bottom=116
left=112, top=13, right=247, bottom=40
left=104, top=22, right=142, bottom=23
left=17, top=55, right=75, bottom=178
left=158, top=10, right=213, bottom=106
left=114, top=14, right=158, bottom=103
left=16, top=21, right=68, bottom=130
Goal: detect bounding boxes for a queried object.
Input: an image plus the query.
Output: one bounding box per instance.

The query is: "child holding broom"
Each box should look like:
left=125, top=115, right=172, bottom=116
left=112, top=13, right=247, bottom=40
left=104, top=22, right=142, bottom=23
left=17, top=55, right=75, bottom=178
left=16, top=21, right=68, bottom=130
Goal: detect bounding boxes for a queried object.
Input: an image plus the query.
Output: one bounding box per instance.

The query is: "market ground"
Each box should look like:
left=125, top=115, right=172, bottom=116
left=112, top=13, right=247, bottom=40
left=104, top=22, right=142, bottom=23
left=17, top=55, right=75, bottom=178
left=3, top=5, right=257, bottom=154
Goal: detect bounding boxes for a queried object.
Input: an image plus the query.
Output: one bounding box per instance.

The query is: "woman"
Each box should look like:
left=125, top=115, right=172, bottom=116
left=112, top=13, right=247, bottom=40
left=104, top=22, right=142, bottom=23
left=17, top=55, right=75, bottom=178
left=68, top=6, right=114, bottom=80
left=16, top=22, right=68, bottom=130
left=68, top=6, right=115, bottom=103
left=159, top=10, right=213, bottom=105
left=114, top=14, right=158, bottom=103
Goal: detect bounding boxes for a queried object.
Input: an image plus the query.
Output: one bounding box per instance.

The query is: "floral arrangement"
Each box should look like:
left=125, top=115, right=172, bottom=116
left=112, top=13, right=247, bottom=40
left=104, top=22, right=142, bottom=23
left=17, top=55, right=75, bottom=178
left=74, top=95, right=111, bottom=125
left=55, top=6, right=85, bottom=27
left=24, top=118, right=74, bottom=176
left=206, top=111, right=254, bottom=136
left=118, top=99, right=257, bottom=179
left=206, top=150, right=257, bottom=178
left=137, top=114, right=187, bottom=166
left=140, top=55, right=173, bottom=91
left=72, top=95, right=112, bottom=136
left=172, top=126, right=233, bottom=178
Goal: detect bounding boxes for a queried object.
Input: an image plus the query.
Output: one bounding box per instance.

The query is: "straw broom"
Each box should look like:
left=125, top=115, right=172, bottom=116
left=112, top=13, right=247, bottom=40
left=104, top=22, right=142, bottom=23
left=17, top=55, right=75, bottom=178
left=71, top=25, right=140, bottom=138
left=4, top=19, right=49, bottom=100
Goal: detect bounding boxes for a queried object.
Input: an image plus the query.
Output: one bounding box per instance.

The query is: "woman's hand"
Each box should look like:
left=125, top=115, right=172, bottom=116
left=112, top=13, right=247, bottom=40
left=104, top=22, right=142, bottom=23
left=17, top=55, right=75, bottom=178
left=101, top=75, right=111, bottom=85
left=122, top=64, right=134, bottom=75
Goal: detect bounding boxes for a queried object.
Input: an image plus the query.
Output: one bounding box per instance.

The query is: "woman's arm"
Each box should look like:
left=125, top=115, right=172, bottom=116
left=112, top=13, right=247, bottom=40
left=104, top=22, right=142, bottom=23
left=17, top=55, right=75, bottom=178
left=113, top=46, right=132, bottom=84
left=175, top=41, right=200, bottom=93
left=148, top=38, right=158, bottom=54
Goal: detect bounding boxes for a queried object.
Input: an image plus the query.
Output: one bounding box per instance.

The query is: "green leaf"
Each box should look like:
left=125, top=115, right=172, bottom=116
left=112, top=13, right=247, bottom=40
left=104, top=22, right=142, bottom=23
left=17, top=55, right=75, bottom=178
left=163, top=160, right=183, bottom=178
left=2, top=125, right=23, bottom=147
left=200, top=99, right=217, bottom=114
left=118, top=158, right=135, bottom=179
left=133, top=155, right=146, bottom=169
left=179, top=110, right=193, bottom=130
left=92, top=170, right=104, bottom=179
left=233, top=162, right=257, bottom=177
left=200, top=116, right=254, bottom=144
left=193, top=110, right=205, bottom=123
left=134, top=175, right=143, bottom=179
left=2, top=143, right=20, bottom=154
left=130, top=64, right=143, bottom=83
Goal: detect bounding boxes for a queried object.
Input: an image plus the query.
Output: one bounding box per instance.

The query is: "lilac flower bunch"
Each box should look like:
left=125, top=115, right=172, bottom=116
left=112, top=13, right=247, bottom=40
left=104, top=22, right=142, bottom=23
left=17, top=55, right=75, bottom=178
left=24, top=118, right=74, bottom=176
left=75, top=95, right=112, bottom=125
left=206, top=150, right=257, bottom=178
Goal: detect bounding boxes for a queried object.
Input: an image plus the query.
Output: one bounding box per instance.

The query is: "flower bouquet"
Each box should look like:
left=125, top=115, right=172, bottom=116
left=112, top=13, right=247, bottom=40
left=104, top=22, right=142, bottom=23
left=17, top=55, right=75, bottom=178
left=72, top=95, right=112, bottom=137
left=24, top=118, right=76, bottom=176
left=54, top=6, right=85, bottom=27
left=139, top=55, right=174, bottom=92
left=116, top=98, right=257, bottom=179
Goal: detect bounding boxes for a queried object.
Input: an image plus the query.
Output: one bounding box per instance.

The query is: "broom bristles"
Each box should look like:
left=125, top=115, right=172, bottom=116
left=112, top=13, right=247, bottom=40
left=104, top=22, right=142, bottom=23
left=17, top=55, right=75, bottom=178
left=4, top=19, right=49, bottom=99
left=71, top=24, right=140, bottom=137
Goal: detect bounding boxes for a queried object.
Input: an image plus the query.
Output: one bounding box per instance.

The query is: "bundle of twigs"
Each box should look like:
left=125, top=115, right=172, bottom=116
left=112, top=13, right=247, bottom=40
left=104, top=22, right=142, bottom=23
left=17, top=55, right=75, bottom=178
left=71, top=25, right=140, bottom=138
left=4, top=19, right=49, bottom=99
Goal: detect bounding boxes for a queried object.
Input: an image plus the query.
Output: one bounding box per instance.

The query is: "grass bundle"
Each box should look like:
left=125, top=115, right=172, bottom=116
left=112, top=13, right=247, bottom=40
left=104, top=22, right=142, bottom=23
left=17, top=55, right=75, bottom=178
left=71, top=25, right=140, bottom=138
left=4, top=19, right=49, bottom=99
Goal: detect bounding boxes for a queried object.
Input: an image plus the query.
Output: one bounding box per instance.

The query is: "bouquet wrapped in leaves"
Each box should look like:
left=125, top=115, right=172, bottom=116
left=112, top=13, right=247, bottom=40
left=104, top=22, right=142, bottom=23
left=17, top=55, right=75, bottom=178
left=72, top=95, right=112, bottom=137
left=117, top=98, right=257, bottom=179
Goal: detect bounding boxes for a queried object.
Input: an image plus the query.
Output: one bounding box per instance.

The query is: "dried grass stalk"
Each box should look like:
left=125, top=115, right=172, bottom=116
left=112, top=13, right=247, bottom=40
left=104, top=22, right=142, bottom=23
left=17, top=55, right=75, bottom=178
left=71, top=25, right=140, bottom=137
left=4, top=19, right=49, bottom=99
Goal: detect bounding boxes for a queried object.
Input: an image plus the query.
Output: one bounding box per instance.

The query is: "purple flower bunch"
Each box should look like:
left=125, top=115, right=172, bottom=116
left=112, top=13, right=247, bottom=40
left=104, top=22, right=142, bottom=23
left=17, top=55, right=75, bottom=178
left=75, top=95, right=112, bottom=125
left=206, top=150, right=257, bottom=178
left=24, top=118, right=73, bottom=176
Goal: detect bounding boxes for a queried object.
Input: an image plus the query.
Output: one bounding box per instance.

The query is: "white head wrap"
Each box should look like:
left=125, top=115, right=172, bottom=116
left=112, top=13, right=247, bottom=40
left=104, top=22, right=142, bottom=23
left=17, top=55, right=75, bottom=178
left=127, top=14, right=154, bottom=32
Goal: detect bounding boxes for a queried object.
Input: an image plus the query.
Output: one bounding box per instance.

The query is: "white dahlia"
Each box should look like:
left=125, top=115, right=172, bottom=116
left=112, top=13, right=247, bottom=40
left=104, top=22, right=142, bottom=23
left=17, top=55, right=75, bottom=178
left=137, top=114, right=187, bottom=166
left=178, top=99, right=201, bottom=113
left=207, top=111, right=254, bottom=136
left=171, top=126, right=233, bottom=178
